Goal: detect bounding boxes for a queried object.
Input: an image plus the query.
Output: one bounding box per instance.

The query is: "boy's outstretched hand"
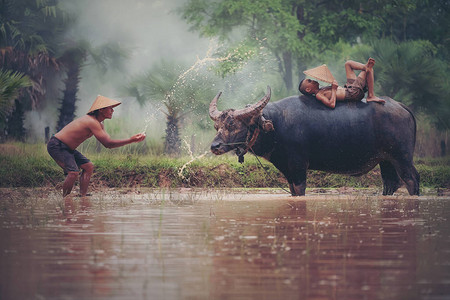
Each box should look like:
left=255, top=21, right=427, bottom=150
left=131, top=133, right=146, bottom=143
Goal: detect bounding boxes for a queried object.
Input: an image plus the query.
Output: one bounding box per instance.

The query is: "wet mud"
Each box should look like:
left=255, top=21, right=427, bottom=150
left=1, top=188, right=449, bottom=300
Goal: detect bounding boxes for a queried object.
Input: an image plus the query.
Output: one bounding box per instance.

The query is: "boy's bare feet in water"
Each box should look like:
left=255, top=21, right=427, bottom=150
left=365, top=58, right=386, bottom=104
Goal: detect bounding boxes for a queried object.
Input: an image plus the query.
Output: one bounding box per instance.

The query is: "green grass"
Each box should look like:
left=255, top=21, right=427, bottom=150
left=0, top=142, right=449, bottom=189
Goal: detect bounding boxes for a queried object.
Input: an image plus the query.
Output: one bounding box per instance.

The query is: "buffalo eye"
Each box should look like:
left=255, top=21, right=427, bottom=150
left=226, top=119, right=236, bottom=130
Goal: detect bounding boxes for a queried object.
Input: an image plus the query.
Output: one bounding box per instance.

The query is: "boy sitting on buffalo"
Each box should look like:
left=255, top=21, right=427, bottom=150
left=298, top=58, right=385, bottom=108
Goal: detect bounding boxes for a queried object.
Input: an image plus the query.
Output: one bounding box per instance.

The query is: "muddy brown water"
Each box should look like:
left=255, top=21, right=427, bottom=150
left=0, top=188, right=449, bottom=300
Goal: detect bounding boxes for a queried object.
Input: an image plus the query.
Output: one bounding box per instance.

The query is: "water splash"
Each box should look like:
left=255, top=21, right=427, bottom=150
left=167, top=39, right=233, bottom=100
left=166, top=38, right=269, bottom=107
left=141, top=110, right=151, bottom=134
left=176, top=40, right=230, bottom=84
left=140, top=102, right=166, bottom=134
left=178, top=138, right=209, bottom=180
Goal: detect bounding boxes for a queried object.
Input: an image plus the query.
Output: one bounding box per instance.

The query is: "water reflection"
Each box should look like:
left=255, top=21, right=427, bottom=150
left=0, top=189, right=449, bottom=300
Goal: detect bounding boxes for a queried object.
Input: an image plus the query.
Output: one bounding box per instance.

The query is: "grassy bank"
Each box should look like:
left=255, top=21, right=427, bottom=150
left=1, top=143, right=449, bottom=190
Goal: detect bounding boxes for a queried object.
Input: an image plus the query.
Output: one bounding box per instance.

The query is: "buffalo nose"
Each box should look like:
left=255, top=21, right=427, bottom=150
left=211, top=141, right=221, bottom=151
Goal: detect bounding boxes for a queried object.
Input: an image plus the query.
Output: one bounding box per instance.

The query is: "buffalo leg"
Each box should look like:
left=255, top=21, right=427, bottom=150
left=271, top=153, right=307, bottom=196
left=396, top=163, right=420, bottom=195
left=289, top=181, right=306, bottom=196
left=379, top=161, right=402, bottom=195
left=289, top=169, right=307, bottom=196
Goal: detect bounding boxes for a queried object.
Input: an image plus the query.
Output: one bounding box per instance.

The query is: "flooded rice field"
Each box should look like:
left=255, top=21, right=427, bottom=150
left=1, top=188, right=449, bottom=300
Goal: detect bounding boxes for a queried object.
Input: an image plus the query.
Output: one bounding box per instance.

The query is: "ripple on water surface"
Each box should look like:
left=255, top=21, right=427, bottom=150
left=0, top=189, right=449, bottom=300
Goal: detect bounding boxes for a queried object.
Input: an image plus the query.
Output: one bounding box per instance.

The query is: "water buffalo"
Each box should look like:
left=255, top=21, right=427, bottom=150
left=209, top=86, right=420, bottom=196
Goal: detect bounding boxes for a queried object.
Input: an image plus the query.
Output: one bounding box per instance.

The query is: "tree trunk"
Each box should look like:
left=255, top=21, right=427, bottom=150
left=6, top=100, right=26, bottom=141
left=57, top=61, right=81, bottom=131
left=282, top=51, right=293, bottom=91
left=297, top=58, right=307, bottom=89
left=164, top=115, right=181, bottom=156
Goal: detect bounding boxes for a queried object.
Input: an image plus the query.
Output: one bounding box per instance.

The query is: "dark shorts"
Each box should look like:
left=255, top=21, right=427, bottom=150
left=47, top=136, right=90, bottom=174
left=344, top=77, right=367, bottom=101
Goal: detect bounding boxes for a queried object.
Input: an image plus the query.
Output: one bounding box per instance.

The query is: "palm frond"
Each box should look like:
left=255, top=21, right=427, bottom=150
left=0, top=70, right=31, bottom=122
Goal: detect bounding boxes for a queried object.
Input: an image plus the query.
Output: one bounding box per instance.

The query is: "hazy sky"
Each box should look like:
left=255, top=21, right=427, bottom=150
left=63, top=0, right=210, bottom=74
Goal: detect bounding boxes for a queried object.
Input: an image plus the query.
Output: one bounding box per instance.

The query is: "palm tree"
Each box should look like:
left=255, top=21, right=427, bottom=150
left=0, top=0, right=67, bottom=139
left=354, top=39, right=449, bottom=130
left=0, top=70, right=31, bottom=141
left=122, top=60, right=216, bottom=155
left=56, top=40, right=128, bottom=130
left=0, top=0, right=66, bottom=108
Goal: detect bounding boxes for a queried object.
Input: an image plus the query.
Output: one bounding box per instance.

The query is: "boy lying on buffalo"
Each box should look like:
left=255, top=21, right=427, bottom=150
left=298, top=58, right=385, bottom=108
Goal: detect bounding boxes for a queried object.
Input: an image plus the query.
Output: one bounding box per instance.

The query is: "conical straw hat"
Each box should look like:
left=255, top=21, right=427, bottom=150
left=303, top=64, right=335, bottom=84
left=87, top=95, right=121, bottom=114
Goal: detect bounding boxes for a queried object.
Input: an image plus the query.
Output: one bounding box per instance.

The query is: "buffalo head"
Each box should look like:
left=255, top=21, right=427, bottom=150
left=209, top=86, right=272, bottom=157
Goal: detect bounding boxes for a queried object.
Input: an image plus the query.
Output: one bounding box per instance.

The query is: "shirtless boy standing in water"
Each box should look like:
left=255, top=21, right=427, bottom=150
left=299, top=58, right=385, bottom=108
left=47, top=95, right=146, bottom=197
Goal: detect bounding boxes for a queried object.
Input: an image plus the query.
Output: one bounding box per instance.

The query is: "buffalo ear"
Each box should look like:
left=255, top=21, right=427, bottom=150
left=262, top=119, right=274, bottom=131
left=260, top=115, right=274, bottom=132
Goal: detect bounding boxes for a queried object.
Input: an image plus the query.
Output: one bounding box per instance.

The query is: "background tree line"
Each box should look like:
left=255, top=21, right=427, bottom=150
left=1, top=0, right=449, bottom=156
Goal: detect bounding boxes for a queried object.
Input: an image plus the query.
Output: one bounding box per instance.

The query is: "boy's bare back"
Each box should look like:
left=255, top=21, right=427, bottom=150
left=54, top=115, right=102, bottom=150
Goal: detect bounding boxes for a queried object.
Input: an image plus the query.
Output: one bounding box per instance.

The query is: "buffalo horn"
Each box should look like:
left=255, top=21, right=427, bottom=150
left=233, top=86, right=271, bottom=120
left=209, top=91, right=222, bottom=121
